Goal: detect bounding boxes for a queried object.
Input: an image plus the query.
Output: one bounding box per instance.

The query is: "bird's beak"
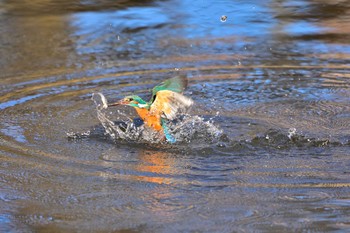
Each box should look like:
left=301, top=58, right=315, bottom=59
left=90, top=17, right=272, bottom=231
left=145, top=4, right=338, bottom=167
left=108, top=99, right=128, bottom=107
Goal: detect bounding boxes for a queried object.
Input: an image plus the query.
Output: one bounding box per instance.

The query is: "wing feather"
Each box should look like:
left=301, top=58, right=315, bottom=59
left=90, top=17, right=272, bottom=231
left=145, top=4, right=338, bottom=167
left=150, top=90, right=193, bottom=120
left=150, top=76, right=188, bottom=104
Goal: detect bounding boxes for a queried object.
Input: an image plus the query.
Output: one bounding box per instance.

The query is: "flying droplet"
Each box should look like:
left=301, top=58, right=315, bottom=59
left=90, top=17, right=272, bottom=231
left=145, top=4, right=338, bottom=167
left=220, top=15, right=227, bottom=22
left=288, top=128, right=297, bottom=139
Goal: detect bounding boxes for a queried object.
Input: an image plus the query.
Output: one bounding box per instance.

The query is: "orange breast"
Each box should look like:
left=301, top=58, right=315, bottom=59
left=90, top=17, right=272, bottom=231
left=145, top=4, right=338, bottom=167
left=135, top=107, right=162, bottom=131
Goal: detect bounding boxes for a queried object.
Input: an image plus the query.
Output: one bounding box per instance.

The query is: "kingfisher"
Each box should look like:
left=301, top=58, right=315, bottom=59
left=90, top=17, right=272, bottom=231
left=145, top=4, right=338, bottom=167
left=108, top=76, right=193, bottom=143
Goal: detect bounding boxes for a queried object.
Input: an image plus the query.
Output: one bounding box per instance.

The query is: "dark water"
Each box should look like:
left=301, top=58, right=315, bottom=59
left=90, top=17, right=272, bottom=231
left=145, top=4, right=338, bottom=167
left=1, top=0, right=350, bottom=232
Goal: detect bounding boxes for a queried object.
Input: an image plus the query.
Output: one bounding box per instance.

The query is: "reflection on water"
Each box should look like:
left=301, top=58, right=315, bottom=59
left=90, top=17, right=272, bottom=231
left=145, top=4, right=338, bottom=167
left=1, top=0, right=350, bottom=232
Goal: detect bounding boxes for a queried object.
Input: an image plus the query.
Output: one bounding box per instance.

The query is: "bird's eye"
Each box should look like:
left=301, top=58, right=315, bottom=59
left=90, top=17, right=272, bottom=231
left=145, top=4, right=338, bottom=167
left=126, top=98, right=133, bottom=101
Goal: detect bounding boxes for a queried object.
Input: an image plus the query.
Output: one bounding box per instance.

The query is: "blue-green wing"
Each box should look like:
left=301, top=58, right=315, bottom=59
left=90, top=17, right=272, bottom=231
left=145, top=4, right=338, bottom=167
left=150, top=76, right=188, bottom=103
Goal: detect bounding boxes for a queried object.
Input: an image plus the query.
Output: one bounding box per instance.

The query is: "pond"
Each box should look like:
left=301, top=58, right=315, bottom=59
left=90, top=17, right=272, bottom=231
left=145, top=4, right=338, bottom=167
left=1, top=0, right=350, bottom=232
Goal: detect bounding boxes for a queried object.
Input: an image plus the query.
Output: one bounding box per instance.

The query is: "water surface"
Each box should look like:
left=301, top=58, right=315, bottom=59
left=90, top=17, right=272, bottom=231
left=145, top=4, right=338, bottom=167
left=1, top=0, right=350, bottom=232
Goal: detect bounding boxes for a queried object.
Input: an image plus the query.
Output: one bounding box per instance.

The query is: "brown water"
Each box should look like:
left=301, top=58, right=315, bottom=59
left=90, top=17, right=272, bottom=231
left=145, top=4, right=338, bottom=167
left=1, top=0, right=350, bottom=232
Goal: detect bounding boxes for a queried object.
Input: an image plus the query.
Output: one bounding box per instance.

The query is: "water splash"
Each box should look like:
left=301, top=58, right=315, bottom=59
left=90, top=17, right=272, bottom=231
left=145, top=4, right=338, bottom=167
left=66, top=94, right=349, bottom=148
left=90, top=93, right=223, bottom=144
left=288, top=128, right=297, bottom=139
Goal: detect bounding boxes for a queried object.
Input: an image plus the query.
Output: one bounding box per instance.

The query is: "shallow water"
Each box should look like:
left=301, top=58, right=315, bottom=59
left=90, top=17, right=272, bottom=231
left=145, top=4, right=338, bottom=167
left=1, top=0, right=350, bottom=232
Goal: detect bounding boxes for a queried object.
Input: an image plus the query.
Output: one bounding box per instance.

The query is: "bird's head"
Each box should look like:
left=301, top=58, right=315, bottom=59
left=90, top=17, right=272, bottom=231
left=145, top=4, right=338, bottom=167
left=108, top=95, right=148, bottom=108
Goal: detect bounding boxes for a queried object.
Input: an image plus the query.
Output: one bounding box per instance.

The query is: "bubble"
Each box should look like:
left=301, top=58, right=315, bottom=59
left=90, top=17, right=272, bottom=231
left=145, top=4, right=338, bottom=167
left=220, top=15, right=227, bottom=22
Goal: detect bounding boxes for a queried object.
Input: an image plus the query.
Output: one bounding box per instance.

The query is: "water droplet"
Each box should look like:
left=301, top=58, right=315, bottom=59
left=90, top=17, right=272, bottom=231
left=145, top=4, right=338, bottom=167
left=117, top=35, right=120, bottom=40
left=217, top=143, right=226, bottom=148
left=288, top=128, right=297, bottom=139
left=220, top=15, right=227, bottom=22
left=174, top=68, right=180, bottom=71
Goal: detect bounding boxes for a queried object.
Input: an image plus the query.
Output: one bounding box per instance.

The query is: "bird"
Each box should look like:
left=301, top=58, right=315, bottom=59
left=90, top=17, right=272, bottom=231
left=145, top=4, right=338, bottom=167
left=108, top=76, right=193, bottom=143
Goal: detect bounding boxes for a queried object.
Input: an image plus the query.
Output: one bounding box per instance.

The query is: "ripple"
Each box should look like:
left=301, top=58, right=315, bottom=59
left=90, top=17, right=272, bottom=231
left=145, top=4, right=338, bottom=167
left=234, top=99, right=350, bottom=140
left=279, top=191, right=331, bottom=202
left=0, top=52, right=349, bottom=233
left=2, top=0, right=350, bottom=231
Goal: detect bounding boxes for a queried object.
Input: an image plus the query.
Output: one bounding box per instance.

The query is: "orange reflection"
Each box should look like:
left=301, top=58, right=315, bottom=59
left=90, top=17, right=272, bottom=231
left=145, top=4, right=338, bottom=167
left=134, top=149, right=175, bottom=185
left=134, top=149, right=184, bottom=217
